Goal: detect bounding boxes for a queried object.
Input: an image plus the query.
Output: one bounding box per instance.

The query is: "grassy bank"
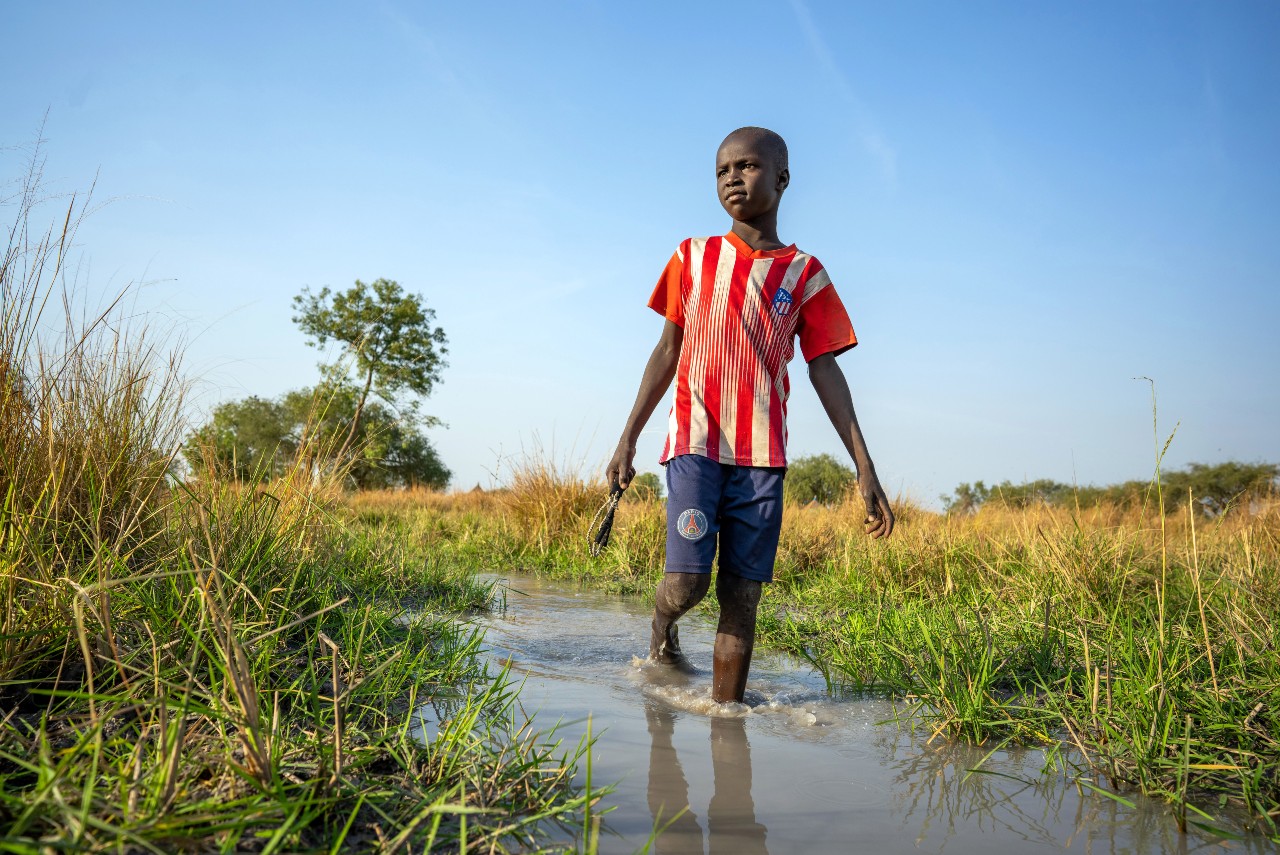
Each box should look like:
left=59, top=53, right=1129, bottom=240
left=348, top=476, right=1280, bottom=840
left=1, top=173, right=602, bottom=851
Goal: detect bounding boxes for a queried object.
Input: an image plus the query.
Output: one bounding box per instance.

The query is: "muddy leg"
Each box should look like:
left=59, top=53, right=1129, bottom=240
left=650, top=572, right=711, bottom=664
left=712, top=574, right=762, bottom=703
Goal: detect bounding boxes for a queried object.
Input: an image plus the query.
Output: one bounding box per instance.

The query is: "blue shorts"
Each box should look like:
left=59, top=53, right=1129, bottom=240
left=663, top=454, right=785, bottom=584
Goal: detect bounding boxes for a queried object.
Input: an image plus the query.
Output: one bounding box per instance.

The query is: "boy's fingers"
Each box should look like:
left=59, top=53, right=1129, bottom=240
left=611, top=463, right=634, bottom=489
left=863, top=493, right=894, bottom=539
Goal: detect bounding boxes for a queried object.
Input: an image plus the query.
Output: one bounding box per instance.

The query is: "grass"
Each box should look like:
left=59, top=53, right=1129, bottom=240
left=349, top=473, right=1280, bottom=841
left=6, top=144, right=1274, bottom=846
left=1, top=154, right=605, bottom=852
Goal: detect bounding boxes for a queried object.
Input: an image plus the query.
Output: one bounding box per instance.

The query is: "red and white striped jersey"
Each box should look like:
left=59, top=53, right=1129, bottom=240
left=648, top=231, right=858, bottom=468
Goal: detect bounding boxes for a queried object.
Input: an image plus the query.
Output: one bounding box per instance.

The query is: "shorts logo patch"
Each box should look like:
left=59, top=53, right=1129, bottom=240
left=677, top=508, right=709, bottom=541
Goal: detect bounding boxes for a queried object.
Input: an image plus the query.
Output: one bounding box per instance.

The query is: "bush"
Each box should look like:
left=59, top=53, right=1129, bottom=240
left=187, top=384, right=450, bottom=490
left=627, top=471, right=664, bottom=502
left=784, top=453, right=857, bottom=505
left=941, top=461, right=1279, bottom=516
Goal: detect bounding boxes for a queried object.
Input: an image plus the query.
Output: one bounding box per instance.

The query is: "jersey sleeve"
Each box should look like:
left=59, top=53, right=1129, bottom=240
left=646, top=248, right=685, bottom=327
left=797, top=278, right=858, bottom=362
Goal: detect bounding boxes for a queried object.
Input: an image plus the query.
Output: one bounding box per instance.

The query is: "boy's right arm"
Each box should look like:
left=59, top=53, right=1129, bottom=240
left=605, top=318, right=683, bottom=489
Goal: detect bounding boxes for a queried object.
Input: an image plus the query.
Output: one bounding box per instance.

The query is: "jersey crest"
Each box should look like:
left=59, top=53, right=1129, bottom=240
left=771, top=287, right=794, bottom=317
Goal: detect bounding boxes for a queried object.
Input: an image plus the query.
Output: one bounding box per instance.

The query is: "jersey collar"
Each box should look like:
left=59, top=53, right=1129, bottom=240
left=724, top=230, right=797, bottom=259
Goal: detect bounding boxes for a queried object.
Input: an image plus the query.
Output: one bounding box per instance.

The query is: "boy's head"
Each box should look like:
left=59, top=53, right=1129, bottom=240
left=716, top=127, right=790, bottom=223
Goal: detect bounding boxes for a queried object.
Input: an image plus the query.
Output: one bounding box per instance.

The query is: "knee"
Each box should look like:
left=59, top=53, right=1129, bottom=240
left=715, top=574, right=762, bottom=630
left=658, top=572, right=711, bottom=613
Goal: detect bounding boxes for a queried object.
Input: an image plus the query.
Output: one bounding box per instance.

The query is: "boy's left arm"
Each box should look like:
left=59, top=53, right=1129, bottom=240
left=808, top=353, right=895, bottom=539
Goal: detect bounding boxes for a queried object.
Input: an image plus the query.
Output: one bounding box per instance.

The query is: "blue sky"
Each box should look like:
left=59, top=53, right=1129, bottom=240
left=4, top=1, right=1278, bottom=505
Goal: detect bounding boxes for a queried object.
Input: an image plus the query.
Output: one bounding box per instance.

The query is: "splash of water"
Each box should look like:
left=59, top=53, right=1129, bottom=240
left=631, top=656, right=825, bottom=725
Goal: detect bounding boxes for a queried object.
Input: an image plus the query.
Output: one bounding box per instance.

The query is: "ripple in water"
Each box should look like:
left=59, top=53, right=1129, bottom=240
left=631, top=657, right=831, bottom=726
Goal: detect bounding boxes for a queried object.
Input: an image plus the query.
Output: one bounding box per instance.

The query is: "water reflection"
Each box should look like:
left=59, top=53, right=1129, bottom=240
left=452, top=574, right=1273, bottom=854
left=645, top=703, right=768, bottom=855
left=879, top=732, right=1260, bottom=854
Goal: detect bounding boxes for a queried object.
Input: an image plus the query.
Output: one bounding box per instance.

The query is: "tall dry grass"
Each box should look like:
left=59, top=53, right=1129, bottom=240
left=495, top=442, right=608, bottom=553
left=1, top=150, right=604, bottom=851
left=351, top=461, right=1280, bottom=838
left=2, top=153, right=186, bottom=685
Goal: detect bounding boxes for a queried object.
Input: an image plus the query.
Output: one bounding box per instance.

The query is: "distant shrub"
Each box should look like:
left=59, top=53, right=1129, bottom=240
left=784, top=454, right=857, bottom=505
left=626, top=471, right=663, bottom=502
left=942, top=461, right=1278, bottom=516
left=186, top=384, right=450, bottom=490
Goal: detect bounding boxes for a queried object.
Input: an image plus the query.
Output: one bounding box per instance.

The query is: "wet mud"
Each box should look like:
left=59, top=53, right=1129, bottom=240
left=421, top=574, right=1275, bottom=854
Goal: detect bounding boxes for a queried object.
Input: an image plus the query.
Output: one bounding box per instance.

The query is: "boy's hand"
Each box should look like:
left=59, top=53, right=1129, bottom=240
left=605, top=443, right=636, bottom=490
left=859, top=473, right=895, bottom=539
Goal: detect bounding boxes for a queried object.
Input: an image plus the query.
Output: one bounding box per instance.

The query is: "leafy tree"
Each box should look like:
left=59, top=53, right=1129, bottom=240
left=1163, top=461, right=1279, bottom=516
left=941, top=461, right=1277, bottom=516
left=626, top=471, right=664, bottom=502
left=292, top=279, right=447, bottom=450
left=784, top=454, right=857, bottom=505
left=186, top=385, right=450, bottom=490
left=185, top=396, right=296, bottom=481
left=941, top=480, right=989, bottom=514
left=281, top=385, right=450, bottom=490
left=989, top=479, right=1075, bottom=509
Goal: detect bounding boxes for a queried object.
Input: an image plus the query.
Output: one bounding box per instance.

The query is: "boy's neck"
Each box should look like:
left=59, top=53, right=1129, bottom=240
left=730, top=216, right=786, bottom=252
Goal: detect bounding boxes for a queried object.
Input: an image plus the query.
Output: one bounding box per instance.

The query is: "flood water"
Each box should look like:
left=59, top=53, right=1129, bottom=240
left=425, top=574, right=1275, bottom=854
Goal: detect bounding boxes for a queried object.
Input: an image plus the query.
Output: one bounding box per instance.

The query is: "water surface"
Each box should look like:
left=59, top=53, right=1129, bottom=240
left=427, top=574, right=1274, bottom=854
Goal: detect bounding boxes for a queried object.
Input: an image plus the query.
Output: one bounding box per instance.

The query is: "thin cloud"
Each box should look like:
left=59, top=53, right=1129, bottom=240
left=376, top=1, right=462, bottom=91
left=788, top=0, right=898, bottom=187
left=1200, top=69, right=1227, bottom=170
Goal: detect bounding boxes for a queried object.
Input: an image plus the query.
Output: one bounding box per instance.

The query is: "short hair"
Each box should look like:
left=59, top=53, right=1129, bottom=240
left=721, top=127, right=789, bottom=173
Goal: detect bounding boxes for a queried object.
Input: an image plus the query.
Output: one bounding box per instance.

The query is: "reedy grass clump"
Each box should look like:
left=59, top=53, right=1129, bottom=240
left=1, top=157, right=604, bottom=852
left=2, top=154, right=183, bottom=688
left=352, top=464, right=1280, bottom=838
left=496, top=444, right=605, bottom=555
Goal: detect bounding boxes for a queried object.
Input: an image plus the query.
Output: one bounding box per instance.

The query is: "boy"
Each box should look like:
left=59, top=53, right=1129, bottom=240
left=605, top=127, right=894, bottom=704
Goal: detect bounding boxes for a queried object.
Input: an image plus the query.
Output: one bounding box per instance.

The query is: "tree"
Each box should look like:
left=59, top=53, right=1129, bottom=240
left=784, top=454, right=857, bottom=505
left=1164, top=461, right=1279, bottom=516
left=186, top=385, right=450, bottom=490
left=941, top=480, right=989, bottom=514
left=292, top=279, right=447, bottom=451
left=281, top=385, right=450, bottom=489
left=185, top=396, right=297, bottom=481
left=940, top=461, right=1278, bottom=516
left=626, top=471, right=664, bottom=502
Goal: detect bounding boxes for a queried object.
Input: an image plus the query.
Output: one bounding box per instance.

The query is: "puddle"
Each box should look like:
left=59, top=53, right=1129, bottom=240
left=427, top=574, right=1275, bottom=854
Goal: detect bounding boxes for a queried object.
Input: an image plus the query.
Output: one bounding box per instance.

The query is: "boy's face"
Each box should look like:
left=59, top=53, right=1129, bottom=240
left=716, top=135, right=789, bottom=223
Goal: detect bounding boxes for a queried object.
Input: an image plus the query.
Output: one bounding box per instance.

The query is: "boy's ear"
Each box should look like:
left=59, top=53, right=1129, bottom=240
left=776, top=168, right=790, bottom=193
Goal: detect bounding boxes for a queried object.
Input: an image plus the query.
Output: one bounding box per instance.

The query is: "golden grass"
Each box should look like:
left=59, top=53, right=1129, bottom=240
left=348, top=465, right=1280, bottom=835
left=1, top=152, right=604, bottom=851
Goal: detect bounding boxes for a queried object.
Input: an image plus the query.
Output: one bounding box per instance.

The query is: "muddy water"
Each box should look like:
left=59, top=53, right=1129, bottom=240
left=434, top=575, right=1272, bottom=854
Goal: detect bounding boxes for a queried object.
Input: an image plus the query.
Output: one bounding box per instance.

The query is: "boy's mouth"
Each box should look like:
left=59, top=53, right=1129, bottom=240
left=725, top=191, right=747, bottom=202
